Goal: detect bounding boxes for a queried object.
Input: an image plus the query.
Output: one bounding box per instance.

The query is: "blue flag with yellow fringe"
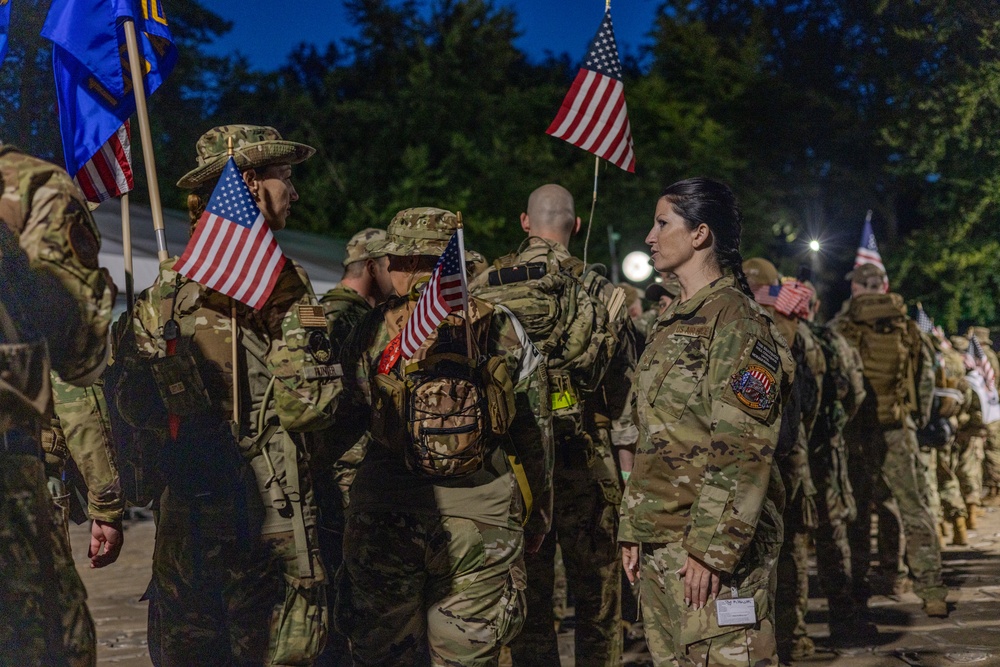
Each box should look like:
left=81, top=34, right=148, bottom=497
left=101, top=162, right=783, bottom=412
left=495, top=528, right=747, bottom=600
left=42, top=0, right=177, bottom=176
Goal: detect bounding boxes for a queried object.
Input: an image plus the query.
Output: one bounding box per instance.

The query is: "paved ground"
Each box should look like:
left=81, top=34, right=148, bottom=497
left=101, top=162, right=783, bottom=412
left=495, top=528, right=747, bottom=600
left=73, top=506, right=1000, bottom=666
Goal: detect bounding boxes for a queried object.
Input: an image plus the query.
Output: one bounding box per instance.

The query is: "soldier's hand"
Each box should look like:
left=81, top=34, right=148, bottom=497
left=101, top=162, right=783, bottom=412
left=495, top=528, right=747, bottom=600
left=525, top=532, right=546, bottom=555
left=621, top=543, right=640, bottom=584
left=678, top=554, right=720, bottom=610
left=89, top=519, right=124, bottom=568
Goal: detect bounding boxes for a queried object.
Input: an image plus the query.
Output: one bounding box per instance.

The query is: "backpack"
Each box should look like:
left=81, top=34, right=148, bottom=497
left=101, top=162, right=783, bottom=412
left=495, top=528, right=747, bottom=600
left=471, top=238, right=627, bottom=416
left=370, top=298, right=516, bottom=479
left=838, top=293, right=920, bottom=427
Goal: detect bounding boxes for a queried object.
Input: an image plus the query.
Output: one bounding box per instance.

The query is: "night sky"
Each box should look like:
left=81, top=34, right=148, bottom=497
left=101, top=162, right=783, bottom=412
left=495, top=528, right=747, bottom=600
left=198, top=0, right=662, bottom=71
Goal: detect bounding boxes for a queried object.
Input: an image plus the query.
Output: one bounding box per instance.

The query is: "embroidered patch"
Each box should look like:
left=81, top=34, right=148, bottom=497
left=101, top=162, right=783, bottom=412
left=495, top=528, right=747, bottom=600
left=674, top=324, right=712, bottom=338
left=307, top=330, right=333, bottom=364
left=730, top=364, right=776, bottom=410
left=297, top=305, right=327, bottom=328
left=750, top=340, right=781, bottom=374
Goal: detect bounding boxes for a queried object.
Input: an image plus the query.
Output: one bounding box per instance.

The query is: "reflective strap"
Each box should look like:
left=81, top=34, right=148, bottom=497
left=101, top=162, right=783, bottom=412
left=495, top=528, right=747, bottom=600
left=283, top=433, right=314, bottom=579
left=550, top=390, right=577, bottom=411
left=507, top=453, right=533, bottom=527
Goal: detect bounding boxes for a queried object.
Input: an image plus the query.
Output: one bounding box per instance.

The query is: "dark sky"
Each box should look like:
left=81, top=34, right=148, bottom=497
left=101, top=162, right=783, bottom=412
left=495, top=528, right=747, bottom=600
left=198, top=0, right=661, bottom=71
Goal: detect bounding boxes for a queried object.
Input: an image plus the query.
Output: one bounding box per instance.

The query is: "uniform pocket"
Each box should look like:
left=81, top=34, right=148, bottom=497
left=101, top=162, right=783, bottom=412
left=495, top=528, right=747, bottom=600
left=640, top=337, right=706, bottom=419
left=492, top=565, right=527, bottom=646
left=269, top=575, right=328, bottom=666
left=678, top=585, right=768, bottom=647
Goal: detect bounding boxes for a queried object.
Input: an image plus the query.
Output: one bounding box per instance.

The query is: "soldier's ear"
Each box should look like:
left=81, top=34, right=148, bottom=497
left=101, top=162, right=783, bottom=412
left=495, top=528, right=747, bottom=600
left=574, top=216, right=581, bottom=235
left=520, top=213, right=531, bottom=234
left=692, top=223, right=713, bottom=250
left=242, top=168, right=261, bottom=198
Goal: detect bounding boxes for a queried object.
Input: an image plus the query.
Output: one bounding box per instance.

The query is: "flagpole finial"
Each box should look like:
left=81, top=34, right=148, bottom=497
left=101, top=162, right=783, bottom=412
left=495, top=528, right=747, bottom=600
left=456, top=211, right=463, bottom=229
left=227, top=136, right=235, bottom=157
left=606, top=0, right=611, bottom=10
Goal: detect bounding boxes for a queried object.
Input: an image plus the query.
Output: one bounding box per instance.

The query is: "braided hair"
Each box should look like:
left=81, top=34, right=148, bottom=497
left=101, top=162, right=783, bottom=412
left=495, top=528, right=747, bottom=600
left=660, top=177, right=753, bottom=297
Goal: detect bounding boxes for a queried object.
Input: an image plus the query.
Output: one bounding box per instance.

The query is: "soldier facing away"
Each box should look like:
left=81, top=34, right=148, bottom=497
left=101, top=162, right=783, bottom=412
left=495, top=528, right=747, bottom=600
left=113, top=125, right=342, bottom=665
left=0, top=146, right=114, bottom=666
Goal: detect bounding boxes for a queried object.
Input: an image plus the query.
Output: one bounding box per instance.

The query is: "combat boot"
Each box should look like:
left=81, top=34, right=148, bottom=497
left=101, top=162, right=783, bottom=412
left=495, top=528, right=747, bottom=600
left=938, top=521, right=948, bottom=548
left=952, top=516, right=968, bottom=546
left=923, top=598, right=949, bottom=618
left=983, top=488, right=1000, bottom=507
left=791, top=636, right=816, bottom=660
left=967, top=503, right=980, bottom=530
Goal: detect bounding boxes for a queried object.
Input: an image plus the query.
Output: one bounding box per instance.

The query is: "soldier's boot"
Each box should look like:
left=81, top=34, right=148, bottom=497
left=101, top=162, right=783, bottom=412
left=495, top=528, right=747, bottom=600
left=952, top=516, right=968, bottom=546
left=790, top=636, right=816, bottom=661
left=923, top=598, right=949, bottom=618
left=983, top=488, right=1000, bottom=507
left=967, top=503, right=980, bottom=530
left=938, top=521, right=948, bottom=548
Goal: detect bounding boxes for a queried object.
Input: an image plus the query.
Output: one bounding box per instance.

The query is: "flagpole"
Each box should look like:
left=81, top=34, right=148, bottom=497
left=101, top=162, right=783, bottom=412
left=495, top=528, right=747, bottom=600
left=583, top=156, right=599, bottom=266
left=122, top=18, right=169, bottom=262
left=456, top=212, right=474, bottom=360
left=120, top=193, right=134, bottom=312
left=226, top=136, right=240, bottom=429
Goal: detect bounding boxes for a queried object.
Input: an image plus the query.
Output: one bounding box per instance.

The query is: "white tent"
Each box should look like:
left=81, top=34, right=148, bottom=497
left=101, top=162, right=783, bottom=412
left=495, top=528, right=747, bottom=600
left=93, top=200, right=346, bottom=312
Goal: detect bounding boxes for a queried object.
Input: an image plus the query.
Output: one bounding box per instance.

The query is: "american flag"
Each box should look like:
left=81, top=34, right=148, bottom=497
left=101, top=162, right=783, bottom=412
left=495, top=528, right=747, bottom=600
left=74, top=122, right=133, bottom=204
left=173, top=157, right=286, bottom=310
left=915, top=306, right=934, bottom=334
left=546, top=9, right=636, bottom=173
left=400, top=229, right=469, bottom=359
left=968, top=334, right=997, bottom=393
left=855, top=212, right=886, bottom=275
left=753, top=284, right=781, bottom=307
left=774, top=279, right=813, bottom=319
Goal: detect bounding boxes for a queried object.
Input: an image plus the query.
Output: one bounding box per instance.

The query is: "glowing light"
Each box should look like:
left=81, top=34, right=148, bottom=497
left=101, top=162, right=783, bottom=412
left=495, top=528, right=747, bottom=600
left=622, top=251, right=653, bottom=282
left=808, top=240, right=821, bottom=252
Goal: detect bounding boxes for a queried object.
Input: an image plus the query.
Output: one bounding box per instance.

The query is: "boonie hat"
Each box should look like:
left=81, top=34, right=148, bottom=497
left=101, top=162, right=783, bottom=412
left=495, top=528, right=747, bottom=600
left=969, top=326, right=994, bottom=347
left=743, top=257, right=780, bottom=289
left=368, top=207, right=459, bottom=258
left=845, top=263, right=887, bottom=283
left=178, top=125, right=315, bottom=190
left=645, top=275, right=680, bottom=301
left=343, top=228, right=386, bottom=267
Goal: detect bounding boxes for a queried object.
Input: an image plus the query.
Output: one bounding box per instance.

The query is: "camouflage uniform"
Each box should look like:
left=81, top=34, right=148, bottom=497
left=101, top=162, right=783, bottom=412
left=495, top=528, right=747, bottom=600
left=949, top=337, right=987, bottom=513
left=968, top=328, right=1000, bottom=497
left=808, top=322, right=867, bottom=633
left=335, top=208, right=551, bottom=666
left=116, top=126, right=340, bottom=666
left=833, top=288, right=946, bottom=607
left=0, top=148, right=113, bottom=666
left=476, top=237, right=633, bottom=667
left=620, top=274, right=794, bottom=667
left=312, top=228, right=384, bottom=667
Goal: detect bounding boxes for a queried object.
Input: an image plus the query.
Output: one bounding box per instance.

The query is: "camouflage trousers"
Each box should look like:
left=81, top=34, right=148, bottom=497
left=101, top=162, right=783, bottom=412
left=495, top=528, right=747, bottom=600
left=955, top=431, right=986, bottom=506
left=509, top=431, right=622, bottom=667
left=774, top=494, right=810, bottom=656
left=919, top=446, right=965, bottom=521
left=983, top=421, right=1000, bottom=490
left=0, top=454, right=95, bottom=667
left=337, top=511, right=527, bottom=666
left=638, top=540, right=779, bottom=667
left=149, top=486, right=317, bottom=667
left=846, top=420, right=945, bottom=603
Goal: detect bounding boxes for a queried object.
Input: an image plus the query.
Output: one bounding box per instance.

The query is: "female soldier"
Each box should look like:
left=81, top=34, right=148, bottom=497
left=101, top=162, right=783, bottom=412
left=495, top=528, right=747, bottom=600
left=619, top=178, right=793, bottom=666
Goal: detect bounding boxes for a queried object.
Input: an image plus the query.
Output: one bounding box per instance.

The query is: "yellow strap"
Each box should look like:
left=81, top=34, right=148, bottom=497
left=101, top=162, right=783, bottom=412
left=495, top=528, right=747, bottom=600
left=507, top=453, right=533, bottom=527
left=551, top=390, right=577, bottom=411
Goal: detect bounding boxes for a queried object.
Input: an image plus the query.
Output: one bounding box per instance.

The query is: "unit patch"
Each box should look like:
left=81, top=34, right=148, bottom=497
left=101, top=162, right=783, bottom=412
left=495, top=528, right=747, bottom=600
left=750, top=340, right=781, bottom=374
left=730, top=364, right=776, bottom=410
left=307, top=329, right=333, bottom=364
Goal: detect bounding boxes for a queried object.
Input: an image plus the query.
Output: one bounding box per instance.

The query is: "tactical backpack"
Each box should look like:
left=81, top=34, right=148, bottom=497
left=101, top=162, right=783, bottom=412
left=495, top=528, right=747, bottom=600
left=470, top=238, right=627, bottom=419
left=370, top=300, right=516, bottom=479
left=838, top=293, right=921, bottom=427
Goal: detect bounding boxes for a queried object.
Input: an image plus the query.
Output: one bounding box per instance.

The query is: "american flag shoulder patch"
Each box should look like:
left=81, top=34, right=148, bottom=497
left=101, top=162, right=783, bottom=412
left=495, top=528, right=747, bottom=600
left=730, top=364, right=777, bottom=411
left=298, top=305, right=328, bottom=328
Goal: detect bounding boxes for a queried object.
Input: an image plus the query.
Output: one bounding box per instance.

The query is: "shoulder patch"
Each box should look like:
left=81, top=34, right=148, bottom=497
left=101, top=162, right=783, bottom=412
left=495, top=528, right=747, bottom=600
left=68, top=218, right=100, bottom=270
left=750, top=340, right=781, bottom=374
left=297, top=304, right=327, bottom=328
left=730, top=364, right=777, bottom=411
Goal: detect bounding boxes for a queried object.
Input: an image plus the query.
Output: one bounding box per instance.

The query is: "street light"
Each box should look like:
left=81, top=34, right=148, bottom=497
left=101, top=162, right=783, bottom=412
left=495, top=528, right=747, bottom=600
left=622, top=251, right=653, bottom=282
left=808, top=240, right=821, bottom=253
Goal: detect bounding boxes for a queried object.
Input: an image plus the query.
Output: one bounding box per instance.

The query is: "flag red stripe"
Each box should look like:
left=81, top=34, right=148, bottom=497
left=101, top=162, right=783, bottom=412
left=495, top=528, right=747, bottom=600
left=547, top=70, right=595, bottom=137
left=554, top=72, right=606, bottom=144
left=578, top=81, right=623, bottom=151
left=565, top=76, right=613, bottom=146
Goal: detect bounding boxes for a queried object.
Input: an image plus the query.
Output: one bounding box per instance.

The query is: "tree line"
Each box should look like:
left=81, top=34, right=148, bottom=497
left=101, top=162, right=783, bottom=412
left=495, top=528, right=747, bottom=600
left=3, top=0, right=999, bottom=327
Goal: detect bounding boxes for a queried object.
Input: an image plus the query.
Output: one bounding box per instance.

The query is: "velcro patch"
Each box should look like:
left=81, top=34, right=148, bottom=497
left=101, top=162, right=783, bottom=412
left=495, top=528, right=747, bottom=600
left=168, top=382, right=185, bottom=395
left=68, top=219, right=100, bottom=270
left=307, top=330, right=333, bottom=364
left=750, top=340, right=781, bottom=374
left=303, top=364, right=343, bottom=381
left=730, top=364, right=776, bottom=411
left=674, top=324, right=712, bottom=338
left=298, top=305, right=327, bottom=328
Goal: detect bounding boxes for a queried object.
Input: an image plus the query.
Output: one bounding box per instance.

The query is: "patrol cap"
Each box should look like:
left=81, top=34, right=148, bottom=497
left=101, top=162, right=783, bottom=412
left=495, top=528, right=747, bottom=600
left=178, top=125, right=315, bottom=190
left=845, top=262, right=886, bottom=283
left=367, top=207, right=459, bottom=258
left=343, top=228, right=386, bottom=267
left=950, top=335, right=970, bottom=353
left=645, top=275, right=680, bottom=301
left=466, top=250, right=488, bottom=278
left=969, top=326, right=993, bottom=346
left=742, top=257, right=779, bottom=288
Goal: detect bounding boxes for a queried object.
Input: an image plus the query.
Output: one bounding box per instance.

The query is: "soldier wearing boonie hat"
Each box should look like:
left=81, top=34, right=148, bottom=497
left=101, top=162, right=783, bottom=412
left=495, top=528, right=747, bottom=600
left=845, top=263, right=888, bottom=295
left=119, top=124, right=340, bottom=664
left=335, top=206, right=548, bottom=666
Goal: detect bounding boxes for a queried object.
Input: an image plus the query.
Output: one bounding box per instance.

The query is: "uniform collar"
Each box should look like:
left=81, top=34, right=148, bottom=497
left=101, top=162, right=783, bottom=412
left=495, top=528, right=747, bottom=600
left=522, top=237, right=572, bottom=261
left=660, top=274, right=734, bottom=323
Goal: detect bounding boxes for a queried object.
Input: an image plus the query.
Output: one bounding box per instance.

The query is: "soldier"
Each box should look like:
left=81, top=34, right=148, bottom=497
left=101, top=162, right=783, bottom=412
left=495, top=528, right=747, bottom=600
left=968, top=326, right=1000, bottom=511
left=335, top=207, right=551, bottom=665
left=114, top=125, right=341, bottom=664
left=312, top=227, right=387, bottom=667
left=832, top=262, right=947, bottom=617
left=620, top=178, right=794, bottom=666
left=44, top=373, right=125, bottom=567
left=743, top=259, right=821, bottom=662
left=0, top=147, right=114, bottom=665
left=636, top=275, right=680, bottom=339
left=469, top=184, right=635, bottom=667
